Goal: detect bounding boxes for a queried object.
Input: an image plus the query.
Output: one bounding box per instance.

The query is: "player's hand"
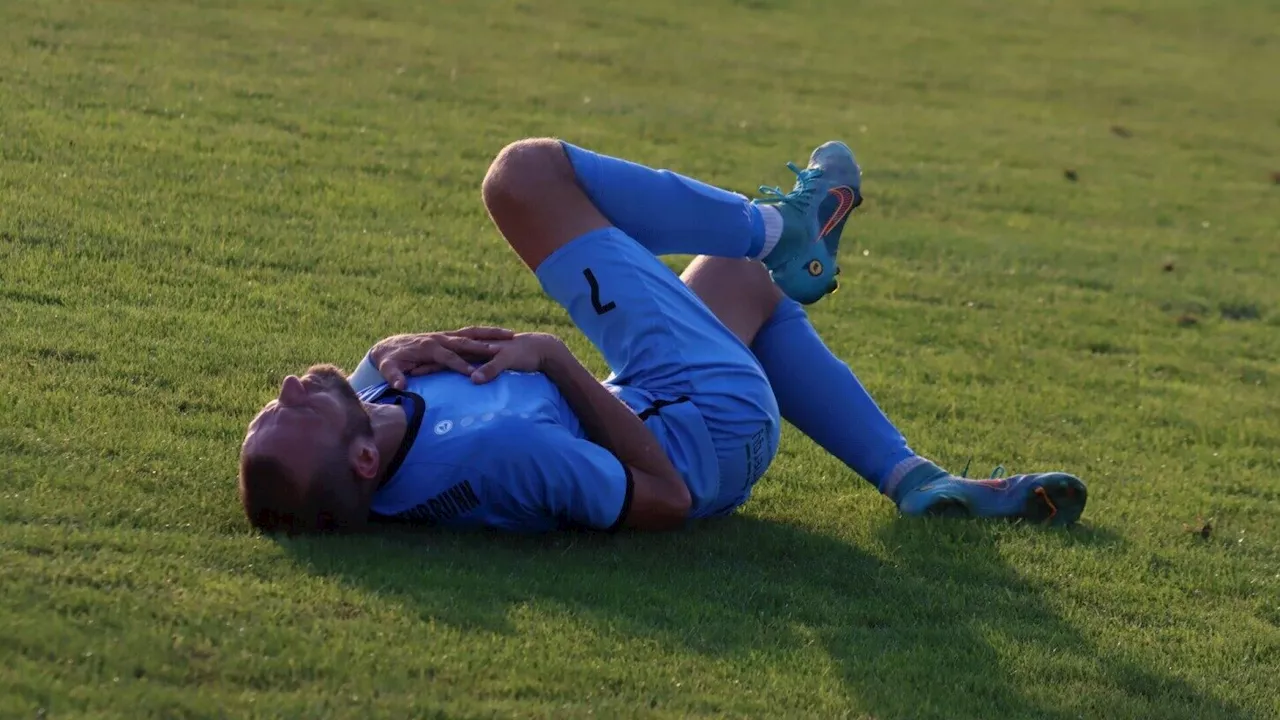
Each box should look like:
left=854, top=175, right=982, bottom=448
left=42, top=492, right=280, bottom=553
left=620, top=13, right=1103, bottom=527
left=469, top=332, right=564, bottom=384
left=370, top=327, right=513, bottom=390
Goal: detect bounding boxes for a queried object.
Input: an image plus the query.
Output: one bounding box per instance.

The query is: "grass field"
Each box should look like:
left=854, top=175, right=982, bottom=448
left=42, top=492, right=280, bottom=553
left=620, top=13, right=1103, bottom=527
left=3, top=0, right=1279, bottom=717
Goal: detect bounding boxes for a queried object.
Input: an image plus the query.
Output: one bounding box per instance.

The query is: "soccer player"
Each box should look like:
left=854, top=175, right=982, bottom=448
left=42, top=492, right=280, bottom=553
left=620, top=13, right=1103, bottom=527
left=237, top=139, right=1087, bottom=533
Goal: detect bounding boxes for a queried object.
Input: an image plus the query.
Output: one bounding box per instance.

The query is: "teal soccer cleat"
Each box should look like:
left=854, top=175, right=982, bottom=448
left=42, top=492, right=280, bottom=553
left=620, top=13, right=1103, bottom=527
left=890, top=462, right=1088, bottom=526
left=756, top=141, right=863, bottom=305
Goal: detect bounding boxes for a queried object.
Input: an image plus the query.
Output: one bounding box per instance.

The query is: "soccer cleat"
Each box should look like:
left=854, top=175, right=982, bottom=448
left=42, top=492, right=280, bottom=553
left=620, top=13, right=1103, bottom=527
left=756, top=141, right=863, bottom=305
left=893, top=463, right=1088, bottom=526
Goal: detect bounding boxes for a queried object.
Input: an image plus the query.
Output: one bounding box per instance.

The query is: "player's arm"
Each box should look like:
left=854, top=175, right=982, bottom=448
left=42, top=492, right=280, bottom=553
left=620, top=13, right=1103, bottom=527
left=471, top=333, right=692, bottom=530
left=538, top=339, right=692, bottom=530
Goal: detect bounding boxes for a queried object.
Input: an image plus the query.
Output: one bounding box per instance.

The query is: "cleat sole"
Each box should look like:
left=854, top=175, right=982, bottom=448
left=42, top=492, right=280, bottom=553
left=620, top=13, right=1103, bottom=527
left=1026, top=475, right=1087, bottom=526
left=916, top=474, right=1088, bottom=526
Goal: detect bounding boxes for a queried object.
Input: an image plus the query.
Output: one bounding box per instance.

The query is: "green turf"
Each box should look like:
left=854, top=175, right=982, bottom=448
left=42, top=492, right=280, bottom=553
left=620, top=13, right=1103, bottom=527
left=2, top=0, right=1279, bottom=717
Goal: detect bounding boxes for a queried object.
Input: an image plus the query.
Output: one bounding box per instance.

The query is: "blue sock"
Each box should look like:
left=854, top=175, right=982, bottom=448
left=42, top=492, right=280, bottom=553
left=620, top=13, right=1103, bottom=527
left=559, top=142, right=766, bottom=258
left=750, top=298, right=921, bottom=491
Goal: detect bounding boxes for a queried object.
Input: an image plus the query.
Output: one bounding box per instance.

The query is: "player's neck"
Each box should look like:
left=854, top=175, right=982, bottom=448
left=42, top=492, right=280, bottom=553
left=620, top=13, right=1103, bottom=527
left=366, top=402, right=409, bottom=479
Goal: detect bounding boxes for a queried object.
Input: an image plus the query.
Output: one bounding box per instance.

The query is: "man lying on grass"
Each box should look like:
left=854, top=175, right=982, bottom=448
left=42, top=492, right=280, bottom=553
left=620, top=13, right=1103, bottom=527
left=238, top=138, right=1087, bottom=533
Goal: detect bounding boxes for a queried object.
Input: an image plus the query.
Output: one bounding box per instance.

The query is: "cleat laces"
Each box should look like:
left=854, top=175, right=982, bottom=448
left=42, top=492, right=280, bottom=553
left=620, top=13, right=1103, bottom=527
left=958, top=458, right=1006, bottom=480
left=758, top=163, right=825, bottom=213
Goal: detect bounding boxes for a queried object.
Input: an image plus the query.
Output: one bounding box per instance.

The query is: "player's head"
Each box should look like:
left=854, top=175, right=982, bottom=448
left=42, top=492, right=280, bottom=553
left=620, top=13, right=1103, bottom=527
left=238, top=364, right=381, bottom=534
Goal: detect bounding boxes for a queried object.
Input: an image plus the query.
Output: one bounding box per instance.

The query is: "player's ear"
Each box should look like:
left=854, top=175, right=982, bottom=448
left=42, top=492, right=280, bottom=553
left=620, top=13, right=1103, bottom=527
left=349, top=438, right=380, bottom=482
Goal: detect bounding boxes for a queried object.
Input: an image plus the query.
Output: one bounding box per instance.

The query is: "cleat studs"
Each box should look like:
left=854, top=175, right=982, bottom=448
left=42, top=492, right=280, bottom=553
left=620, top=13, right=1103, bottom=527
left=1034, top=487, right=1059, bottom=523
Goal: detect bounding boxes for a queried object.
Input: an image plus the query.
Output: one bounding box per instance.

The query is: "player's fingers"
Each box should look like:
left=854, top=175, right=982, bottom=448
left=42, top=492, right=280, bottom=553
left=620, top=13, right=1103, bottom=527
left=380, top=363, right=407, bottom=391
left=434, top=348, right=477, bottom=377
left=405, top=362, right=442, bottom=377
left=440, top=336, right=500, bottom=356
left=470, top=354, right=511, bottom=384
left=381, top=348, right=430, bottom=388
left=452, top=326, right=515, bottom=340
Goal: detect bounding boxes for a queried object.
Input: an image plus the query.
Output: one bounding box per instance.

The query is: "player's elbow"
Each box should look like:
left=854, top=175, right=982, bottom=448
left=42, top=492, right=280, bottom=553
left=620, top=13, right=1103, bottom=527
left=655, top=474, right=692, bottom=527
left=624, top=467, right=692, bottom=531
left=668, top=474, right=692, bottom=518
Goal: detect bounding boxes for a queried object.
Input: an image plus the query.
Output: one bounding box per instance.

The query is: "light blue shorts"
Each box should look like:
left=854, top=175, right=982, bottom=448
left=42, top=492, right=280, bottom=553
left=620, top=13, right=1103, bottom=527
left=535, top=227, right=781, bottom=519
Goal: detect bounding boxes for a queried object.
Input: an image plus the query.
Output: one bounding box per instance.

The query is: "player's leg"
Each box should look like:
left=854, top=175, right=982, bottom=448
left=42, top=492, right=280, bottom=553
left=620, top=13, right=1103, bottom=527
left=681, top=256, right=1089, bottom=526
left=681, top=256, right=918, bottom=486
left=481, top=139, right=780, bottom=519
left=482, top=139, right=765, bottom=388
left=561, top=139, right=862, bottom=305
left=481, top=139, right=614, bottom=271
left=559, top=140, right=863, bottom=305
left=678, top=257, right=782, bottom=347
left=483, top=139, right=1085, bottom=525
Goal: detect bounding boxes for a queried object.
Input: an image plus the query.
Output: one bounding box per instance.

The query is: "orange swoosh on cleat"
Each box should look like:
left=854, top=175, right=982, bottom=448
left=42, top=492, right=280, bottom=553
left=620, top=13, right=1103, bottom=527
left=820, top=186, right=857, bottom=238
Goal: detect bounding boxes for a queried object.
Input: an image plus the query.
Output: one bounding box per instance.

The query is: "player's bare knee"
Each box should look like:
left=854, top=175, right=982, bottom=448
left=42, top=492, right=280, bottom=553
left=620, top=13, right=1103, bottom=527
left=682, top=257, right=783, bottom=345
left=482, top=138, right=607, bottom=269
left=481, top=138, right=574, bottom=222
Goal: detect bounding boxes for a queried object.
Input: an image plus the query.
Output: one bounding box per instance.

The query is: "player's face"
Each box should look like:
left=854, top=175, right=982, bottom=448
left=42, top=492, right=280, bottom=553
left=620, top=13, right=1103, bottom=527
left=242, top=365, right=373, bottom=486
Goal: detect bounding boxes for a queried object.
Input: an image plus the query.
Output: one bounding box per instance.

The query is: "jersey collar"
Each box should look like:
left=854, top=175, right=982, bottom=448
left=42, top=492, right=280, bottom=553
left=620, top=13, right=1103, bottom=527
left=373, top=388, right=425, bottom=489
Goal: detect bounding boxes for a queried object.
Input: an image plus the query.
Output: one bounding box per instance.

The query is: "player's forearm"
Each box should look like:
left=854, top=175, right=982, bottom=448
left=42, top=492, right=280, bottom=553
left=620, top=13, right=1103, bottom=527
left=539, top=341, right=683, bottom=490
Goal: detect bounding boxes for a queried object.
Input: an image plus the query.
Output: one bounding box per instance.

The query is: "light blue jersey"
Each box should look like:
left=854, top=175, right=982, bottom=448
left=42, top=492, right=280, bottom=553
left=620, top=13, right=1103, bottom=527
left=357, top=371, right=632, bottom=532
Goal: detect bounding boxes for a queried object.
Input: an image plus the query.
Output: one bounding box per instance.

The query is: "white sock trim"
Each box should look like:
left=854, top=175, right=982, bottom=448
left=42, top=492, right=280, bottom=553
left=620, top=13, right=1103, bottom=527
left=881, top=456, right=932, bottom=499
left=754, top=204, right=784, bottom=260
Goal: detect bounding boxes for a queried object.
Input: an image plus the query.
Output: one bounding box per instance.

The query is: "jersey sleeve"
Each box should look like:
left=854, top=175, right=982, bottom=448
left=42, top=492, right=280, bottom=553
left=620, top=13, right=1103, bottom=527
left=484, top=420, right=633, bottom=532
left=346, top=353, right=385, bottom=394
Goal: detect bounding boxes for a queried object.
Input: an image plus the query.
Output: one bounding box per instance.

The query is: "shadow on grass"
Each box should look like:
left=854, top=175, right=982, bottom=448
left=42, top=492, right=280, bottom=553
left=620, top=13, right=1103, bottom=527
left=282, top=516, right=1246, bottom=719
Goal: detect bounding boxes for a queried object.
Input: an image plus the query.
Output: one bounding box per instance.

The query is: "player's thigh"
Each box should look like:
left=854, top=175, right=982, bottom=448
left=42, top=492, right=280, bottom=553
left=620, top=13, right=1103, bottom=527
left=535, top=228, right=757, bottom=393
left=680, top=256, right=783, bottom=348
left=536, top=231, right=781, bottom=504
